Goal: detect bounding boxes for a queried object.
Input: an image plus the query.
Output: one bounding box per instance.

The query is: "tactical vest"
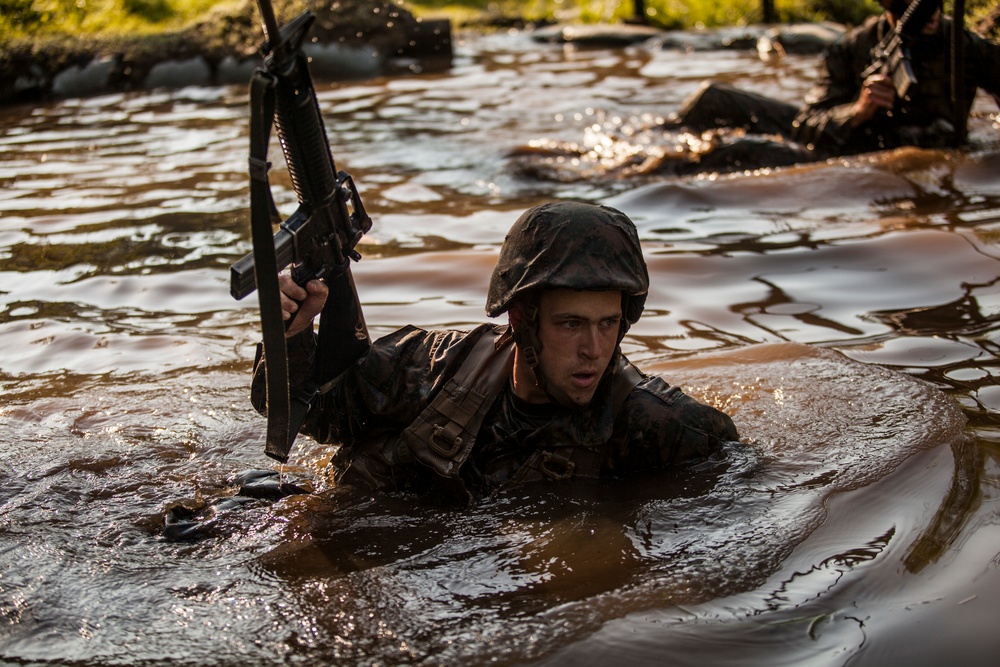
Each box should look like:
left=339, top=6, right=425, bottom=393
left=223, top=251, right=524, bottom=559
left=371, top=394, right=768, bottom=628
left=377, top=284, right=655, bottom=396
left=396, top=326, right=644, bottom=497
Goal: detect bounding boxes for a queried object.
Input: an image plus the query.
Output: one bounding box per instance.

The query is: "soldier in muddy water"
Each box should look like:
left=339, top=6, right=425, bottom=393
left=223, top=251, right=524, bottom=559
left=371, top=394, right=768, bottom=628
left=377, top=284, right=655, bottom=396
left=660, top=0, right=1000, bottom=173
left=253, top=201, right=740, bottom=504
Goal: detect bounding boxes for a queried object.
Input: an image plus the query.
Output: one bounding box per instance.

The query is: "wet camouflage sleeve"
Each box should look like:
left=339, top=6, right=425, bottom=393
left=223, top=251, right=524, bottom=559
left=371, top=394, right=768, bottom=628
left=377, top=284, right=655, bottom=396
left=605, top=376, right=739, bottom=474
left=251, top=326, right=738, bottom=483
left=251, top=324, right=489, bottom=446
left=791, top=17, right=880, bottom=149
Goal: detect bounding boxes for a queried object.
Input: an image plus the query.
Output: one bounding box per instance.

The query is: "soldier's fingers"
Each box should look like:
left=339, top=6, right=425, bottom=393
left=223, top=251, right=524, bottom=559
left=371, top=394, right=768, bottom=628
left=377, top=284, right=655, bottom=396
left=285, top=313, right=312, bottom=337
left=867, top=76, right=894, bottom=95
left=297, top=280, right=329, bottom=322
left=279, top=290, right=300, bottom=319
left=862, top=78, right=894, bottom=109
left=305, top=279, right=328, bottom=299
left=864, top=73, right=891, bottom=87
left=277, top=271, right=308, bottom=301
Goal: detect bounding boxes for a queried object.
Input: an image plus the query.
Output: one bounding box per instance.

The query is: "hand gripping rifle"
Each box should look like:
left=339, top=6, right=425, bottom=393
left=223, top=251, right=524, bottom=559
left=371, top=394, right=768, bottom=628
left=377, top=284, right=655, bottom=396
left=231, top=0, right=372, bottom=463
left=861, top=0, right=942, bottom=100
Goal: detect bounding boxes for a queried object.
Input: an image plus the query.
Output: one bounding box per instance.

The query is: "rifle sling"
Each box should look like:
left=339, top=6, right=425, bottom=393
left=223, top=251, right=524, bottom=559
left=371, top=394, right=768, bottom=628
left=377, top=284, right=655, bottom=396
left=951, top=0, right=966, bottom=146
left=248, top=68, right=297, bottom=463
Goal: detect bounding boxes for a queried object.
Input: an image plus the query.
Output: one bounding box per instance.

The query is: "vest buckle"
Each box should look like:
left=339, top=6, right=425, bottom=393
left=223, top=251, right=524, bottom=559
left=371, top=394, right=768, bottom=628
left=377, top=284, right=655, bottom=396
left=428, top=424, right=464, bottom=458
left=540, top=450, right=575, bottom=480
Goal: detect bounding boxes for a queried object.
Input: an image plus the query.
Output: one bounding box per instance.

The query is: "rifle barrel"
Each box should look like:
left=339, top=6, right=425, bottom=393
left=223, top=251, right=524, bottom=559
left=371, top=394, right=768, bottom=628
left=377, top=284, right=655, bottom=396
left=256, top=0, right=281, bottom=49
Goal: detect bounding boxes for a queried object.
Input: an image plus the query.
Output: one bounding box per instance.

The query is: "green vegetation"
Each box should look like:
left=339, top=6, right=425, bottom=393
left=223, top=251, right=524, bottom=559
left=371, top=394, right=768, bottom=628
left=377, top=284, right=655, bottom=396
left=1, top=0, right=234, bottom=39
left=1, top=0, right=996, bottom=44
left=409, top=0, right=883, bottom=30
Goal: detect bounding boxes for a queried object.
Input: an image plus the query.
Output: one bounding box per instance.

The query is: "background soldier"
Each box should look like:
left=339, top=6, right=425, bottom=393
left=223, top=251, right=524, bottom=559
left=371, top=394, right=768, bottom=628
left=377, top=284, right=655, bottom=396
left=661, top=0, right=1000, bottom=171
left=793, top=0, right=999, bottom=152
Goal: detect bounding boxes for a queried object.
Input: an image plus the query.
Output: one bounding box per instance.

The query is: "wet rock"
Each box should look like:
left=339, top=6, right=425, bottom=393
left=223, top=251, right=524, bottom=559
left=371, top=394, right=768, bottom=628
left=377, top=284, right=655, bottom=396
left=145, top=57, right=215, bottom=89
left=531, top=22, right=764, bottom=50
left=531, top=23, right=666, bottom=47
left=756, top=22, right=846, bottom=59
left=658, top=26, right=764, bottom=51
left=233, top=469, right=311, bottom=500
left=160, top=470, right=310, bottom=541
left=162, top=495, right=263, bottom=541
left=0, top=0, right=452, bottom=106
left=662, top=22, right=846, bottom=54
left=50, top=56, right=120, bottom=98
left=531, top=21, right=845, bottom=55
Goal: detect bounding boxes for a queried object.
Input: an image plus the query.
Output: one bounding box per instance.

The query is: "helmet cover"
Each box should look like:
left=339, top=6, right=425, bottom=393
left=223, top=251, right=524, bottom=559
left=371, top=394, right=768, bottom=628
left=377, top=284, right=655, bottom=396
left=486, top=201, right=649, bottom=323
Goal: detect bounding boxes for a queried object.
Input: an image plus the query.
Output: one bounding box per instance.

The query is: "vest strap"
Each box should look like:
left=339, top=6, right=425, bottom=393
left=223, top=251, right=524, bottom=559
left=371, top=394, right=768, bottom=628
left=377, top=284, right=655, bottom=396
left=401, top=328, right=515, bottom=479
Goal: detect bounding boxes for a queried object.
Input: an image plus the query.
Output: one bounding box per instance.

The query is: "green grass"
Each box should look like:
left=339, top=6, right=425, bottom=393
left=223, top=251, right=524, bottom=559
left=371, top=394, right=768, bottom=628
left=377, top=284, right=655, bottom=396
left=1, top=0, right=240, bottom=39
left=1, top=0, right=995, bottom=43
left=411, top=0, right=883, bottom=29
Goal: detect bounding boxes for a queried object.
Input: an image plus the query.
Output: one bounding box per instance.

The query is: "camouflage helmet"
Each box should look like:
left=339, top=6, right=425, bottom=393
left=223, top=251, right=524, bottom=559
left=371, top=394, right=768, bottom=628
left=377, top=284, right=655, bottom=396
left=486, top=201, right=649, bottom=324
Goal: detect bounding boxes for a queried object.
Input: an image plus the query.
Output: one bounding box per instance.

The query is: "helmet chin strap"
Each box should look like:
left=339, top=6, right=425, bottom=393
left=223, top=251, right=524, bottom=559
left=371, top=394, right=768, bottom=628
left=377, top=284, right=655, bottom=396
left=510, top=301, right=553, bottom=400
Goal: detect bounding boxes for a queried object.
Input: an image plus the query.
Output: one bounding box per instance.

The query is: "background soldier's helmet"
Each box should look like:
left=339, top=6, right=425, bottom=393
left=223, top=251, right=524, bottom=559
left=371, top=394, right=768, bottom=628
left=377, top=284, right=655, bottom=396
left=486, top=201, right=649, bottom=325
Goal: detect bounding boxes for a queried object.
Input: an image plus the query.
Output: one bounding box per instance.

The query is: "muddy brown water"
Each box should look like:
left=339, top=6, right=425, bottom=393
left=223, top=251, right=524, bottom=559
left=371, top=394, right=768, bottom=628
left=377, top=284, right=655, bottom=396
left=1, top=30, right=999, bottom=666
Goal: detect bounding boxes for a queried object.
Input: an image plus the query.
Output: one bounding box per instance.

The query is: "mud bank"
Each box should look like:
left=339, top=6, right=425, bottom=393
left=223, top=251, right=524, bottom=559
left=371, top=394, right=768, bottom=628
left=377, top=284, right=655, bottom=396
left=0, top=0, right=451, bottom=106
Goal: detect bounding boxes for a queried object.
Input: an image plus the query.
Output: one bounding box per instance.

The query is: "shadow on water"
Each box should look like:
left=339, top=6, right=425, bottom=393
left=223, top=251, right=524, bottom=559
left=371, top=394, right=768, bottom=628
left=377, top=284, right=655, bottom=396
left=902, top=434, right=986, bottom=575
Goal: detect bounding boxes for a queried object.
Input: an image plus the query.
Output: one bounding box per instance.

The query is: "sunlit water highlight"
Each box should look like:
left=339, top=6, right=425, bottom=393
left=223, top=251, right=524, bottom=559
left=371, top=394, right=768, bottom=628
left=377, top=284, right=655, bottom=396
left=1, top=29, right=999, bottom=666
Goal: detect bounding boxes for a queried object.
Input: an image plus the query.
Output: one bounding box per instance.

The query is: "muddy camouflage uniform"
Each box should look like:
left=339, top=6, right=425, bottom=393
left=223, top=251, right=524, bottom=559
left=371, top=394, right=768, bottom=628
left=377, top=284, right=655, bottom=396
left=666, top=13, right=1000, bottom=170
left=251, top=202, right=739, bottom=503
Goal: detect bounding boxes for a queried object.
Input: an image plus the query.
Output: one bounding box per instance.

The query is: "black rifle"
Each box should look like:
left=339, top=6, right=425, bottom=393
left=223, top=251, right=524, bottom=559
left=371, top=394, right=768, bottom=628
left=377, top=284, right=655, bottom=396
left=231, top=0, right=372, bottom=462
left=861, top=0, right=941, bottom=100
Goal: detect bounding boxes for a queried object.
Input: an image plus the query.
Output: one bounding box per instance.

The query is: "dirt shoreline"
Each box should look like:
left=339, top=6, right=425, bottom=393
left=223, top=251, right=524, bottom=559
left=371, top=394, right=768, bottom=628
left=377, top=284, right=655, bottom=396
left=0, top=0, right=452, bottom=106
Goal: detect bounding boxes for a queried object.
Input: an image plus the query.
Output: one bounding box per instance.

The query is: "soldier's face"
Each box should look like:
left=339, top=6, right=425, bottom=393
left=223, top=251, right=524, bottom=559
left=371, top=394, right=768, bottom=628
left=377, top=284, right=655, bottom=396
left=531, top=288, right=623, bottom=407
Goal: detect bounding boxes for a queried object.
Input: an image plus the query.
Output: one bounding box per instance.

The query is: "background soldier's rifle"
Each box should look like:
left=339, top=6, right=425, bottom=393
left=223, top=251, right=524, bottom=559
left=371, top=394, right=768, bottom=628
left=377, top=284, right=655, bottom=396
left=861, top=0, right=942, bottom=100
left=231, top=0, right=372, bottom=463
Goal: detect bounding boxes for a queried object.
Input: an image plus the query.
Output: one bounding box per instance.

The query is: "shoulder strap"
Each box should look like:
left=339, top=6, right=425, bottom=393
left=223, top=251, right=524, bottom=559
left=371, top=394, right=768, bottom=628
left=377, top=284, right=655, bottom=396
left=401, top=328, right=515, bottom=479
left=611, top=355, right=644, bottom=415
left=247, top=68, right=301, bottom=463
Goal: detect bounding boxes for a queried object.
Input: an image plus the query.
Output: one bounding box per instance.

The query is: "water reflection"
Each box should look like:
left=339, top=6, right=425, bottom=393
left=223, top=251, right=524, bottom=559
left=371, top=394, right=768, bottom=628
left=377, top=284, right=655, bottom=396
left=0, top=28, right=999, bottom=666
left=903, top=435, right=985, bottom=574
